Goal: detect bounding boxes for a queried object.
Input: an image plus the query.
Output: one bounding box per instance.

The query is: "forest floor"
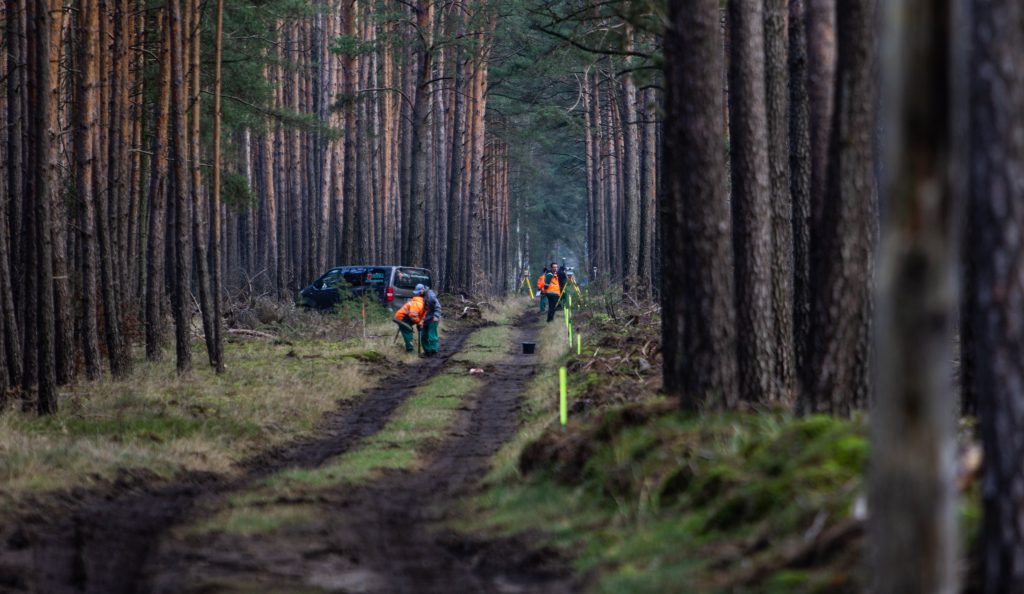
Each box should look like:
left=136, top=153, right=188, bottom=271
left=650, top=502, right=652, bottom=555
left=0, top=297, right=982, bottom=593
left=0, top=301, right=580, bottom=594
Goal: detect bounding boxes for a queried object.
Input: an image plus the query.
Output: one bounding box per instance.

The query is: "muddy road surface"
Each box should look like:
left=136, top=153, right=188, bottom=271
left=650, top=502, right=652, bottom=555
left=0, top=314, right=578, bottom=594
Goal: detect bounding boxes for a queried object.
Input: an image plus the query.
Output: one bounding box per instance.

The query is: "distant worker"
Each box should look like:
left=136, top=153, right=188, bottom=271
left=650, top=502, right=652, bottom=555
left=394, top=287, right=426, bottom=353
left=420, top=284, right=442, bottom=357
left=536, top=267, right=549, bottom=313
left=542, top=262, right=562, bottom=323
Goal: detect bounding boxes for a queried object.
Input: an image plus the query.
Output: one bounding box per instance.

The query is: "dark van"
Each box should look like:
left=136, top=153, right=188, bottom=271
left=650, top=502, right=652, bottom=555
left=297, top=265, right=434, bottom=310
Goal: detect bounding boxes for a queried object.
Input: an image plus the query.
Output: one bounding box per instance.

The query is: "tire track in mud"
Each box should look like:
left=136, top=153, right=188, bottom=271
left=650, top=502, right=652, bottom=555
left=344, top=316, right=578, bottom=594
left=142, top=313, right=578, bottom=594
left=0, top=324, right=478, bottom=594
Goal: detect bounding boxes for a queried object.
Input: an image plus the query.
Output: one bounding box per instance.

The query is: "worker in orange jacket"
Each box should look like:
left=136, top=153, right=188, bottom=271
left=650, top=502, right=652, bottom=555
left=542, top=262, right=562, bottom=323
left=536, top=267, right=549, bottom=313
left=394, top=290, right=426, bottom=352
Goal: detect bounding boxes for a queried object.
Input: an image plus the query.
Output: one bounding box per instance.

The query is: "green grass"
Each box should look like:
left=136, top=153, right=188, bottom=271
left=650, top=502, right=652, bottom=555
left=0, top=337, right=387, bottom=507
left=452, top=325, right=514, bottom=366
left=462, top=411, right=869, bottom=594
left=183, top=334, right=496, bottom=538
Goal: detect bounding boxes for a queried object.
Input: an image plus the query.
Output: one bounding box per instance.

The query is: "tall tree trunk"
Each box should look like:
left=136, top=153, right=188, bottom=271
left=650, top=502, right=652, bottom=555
left=186, top=0, right=216, bottom=370
left=4, top=0, right=24, bottom=387
left=728, top=0, right=775, bottom=403
left=620, top=21, right=641, bottom=293
left=76, top=0, right=103, bottom=378
left=407, top=0, right=434, bottom=267
left=805, top=0, right=835, bottom=232
left=871, top=0, right=959, bottom=590
left=638, top=87, right=658, bottom=297
left=969, top=0, right=1024, bottom=589
left=808, top=0, right=877, bottom=414
left=210, top=0, right=225, bottom=373
left=788, top=0, right=813, bottom=400
left=34, top=0, right=60, bottom=414
left=146, top=7, right=171, bottom=361
left=766, top=0, right=796, bottom=401
left=663, top=0, right=738, bottom=408
left=169, top=0, right=191, bottom=374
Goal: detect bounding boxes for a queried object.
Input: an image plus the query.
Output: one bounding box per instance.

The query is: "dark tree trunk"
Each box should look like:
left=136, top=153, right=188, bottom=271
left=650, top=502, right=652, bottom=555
left=807, top=0, right=877, bottom=414
left=788, top=0, right=813, bottom=401
left=33, top=0, right=60, bottom=414
left=638, top=87, right=658, bottom=295
left=870, top=0, right=959, bottom=591
left=620, top=23, right=641, bottom=293
left=146, top=6, right=171, bottom=361
left=765, top=0, right=796, bottom=401
left=4, top=0, right=25, bottom=387
left=663, top=0, right=738, bottom=408
left=169, top=0, right=192, bottom=374
left=969, top=0, right=1024, bottom=589
left=76, top=0, right=103, bottom=378
left=728, top=0, right=775, bottom=403
left=806, top=0, right=836, bottom=232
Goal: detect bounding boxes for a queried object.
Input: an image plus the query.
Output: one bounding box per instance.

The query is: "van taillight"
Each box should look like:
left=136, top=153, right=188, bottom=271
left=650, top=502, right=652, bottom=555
left=386, top=287, right=394, bottom=302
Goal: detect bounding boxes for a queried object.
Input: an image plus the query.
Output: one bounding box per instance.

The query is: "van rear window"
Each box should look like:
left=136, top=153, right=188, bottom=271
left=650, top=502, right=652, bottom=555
left=395, top=268, right=432, bottom=290
left=341, top=267, right=389, bottom=287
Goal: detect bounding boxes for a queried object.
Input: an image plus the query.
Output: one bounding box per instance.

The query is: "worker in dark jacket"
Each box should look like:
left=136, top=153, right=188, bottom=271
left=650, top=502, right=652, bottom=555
left=420, top=284, right=442, bottom=356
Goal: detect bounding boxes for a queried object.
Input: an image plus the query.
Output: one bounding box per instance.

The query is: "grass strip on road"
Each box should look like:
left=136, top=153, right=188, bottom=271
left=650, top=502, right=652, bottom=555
left=185, top=322, right=512, bottom=537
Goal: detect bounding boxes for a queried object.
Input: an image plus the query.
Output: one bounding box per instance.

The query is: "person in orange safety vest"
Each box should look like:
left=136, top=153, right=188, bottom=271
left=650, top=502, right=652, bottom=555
left=536, top=267, right=549, bottom=313
left=542, top=262, right=562, bottom=323
left=394, top=291, right=426, bottom=352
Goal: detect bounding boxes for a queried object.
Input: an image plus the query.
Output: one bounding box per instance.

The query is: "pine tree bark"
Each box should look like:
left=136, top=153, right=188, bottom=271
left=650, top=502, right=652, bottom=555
left=33, top=0, right=60, bottom=414
left=146, top=7, right=171, bottom=361
left=638, top=87, right=658, bottom=296
left=766, top=0, right=796, bottom=401
left=728, top=0, right=775, bottom=403
left=169, top=0, right=191, bottom=374
left=871, top=0, right=958, bottom=590
left=788, top=0, right=813, bottom=400
left=663, top=0, right=739, bottom=408
left=407, top=0, right=434, bottom=267
left=98, top=0, right=131, bottom=378
left=4, top=0, right=25, bottom=387
left=806, top=0, right=835, bottom=231
left=620, top=20, right=641, bottom=293
left=808, top=0, right=877, bottom=413
left=969, top=0, right=1024, bottom=589
left=76, top=0, right=103, bottom=378
left=210, top=0, right=225, bottom=373
left=187, top=0, right=217, bottom=370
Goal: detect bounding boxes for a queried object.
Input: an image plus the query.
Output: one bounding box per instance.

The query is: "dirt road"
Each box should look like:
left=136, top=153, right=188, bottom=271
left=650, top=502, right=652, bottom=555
left=0, top=314, right=577, bottom=594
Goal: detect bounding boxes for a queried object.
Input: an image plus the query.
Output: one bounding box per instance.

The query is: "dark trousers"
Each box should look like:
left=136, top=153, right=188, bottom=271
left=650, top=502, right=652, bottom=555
left=546, top=293, right=559, bottom=322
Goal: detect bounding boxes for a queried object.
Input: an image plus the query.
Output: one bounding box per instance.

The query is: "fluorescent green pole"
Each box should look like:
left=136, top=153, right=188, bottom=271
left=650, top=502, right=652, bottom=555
left=559, top=367, right=568, bottom=425
left=577, top=333, right=582, bottom=355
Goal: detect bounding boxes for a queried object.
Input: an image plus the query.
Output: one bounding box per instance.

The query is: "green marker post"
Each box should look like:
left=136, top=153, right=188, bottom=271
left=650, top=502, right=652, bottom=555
left=577, top=333, right=582, bottom=355
left=559, top=367, right=568, bottom=425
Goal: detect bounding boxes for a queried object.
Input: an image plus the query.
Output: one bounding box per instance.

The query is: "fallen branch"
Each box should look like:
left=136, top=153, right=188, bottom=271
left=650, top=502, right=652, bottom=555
left=227, top=328, right=277, bottom=340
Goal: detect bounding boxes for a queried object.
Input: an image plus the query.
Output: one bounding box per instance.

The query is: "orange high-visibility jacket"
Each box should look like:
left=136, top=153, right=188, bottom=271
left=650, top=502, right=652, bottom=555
left=395, top=296, right=426, bottom=324
left=537, top=273, right=546, bottom=291
left=543, top=272, right=561, bottom=295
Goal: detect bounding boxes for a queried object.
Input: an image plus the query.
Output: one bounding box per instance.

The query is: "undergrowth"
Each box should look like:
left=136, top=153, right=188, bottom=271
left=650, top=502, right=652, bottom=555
left=459, top=300, right=874, bottom=593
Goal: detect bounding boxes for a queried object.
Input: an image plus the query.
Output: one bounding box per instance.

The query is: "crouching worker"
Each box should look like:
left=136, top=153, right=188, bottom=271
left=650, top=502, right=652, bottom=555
left=420, top=284, right=442, bottom=356
left=394, top=288, right=426, bottom=353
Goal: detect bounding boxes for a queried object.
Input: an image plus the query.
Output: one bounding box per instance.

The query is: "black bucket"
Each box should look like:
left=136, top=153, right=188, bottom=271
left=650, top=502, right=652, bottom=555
left=521, top=342, right=536, bottom=355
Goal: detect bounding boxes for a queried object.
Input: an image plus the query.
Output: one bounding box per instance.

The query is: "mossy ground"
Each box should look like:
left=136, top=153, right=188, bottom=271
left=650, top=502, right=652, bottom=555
left=456, top=301, right=874, bottom=593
